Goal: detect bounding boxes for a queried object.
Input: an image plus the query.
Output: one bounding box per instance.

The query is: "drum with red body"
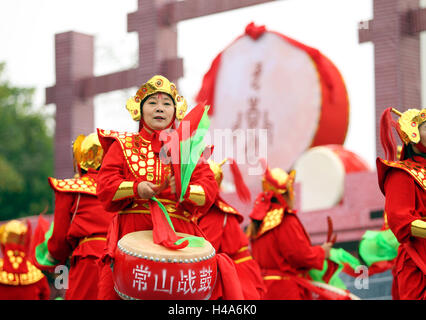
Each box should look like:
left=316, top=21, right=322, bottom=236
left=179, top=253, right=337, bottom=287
left=196, top=23, right=350, bottom=197
left=113, top=230, right=217, bottom=300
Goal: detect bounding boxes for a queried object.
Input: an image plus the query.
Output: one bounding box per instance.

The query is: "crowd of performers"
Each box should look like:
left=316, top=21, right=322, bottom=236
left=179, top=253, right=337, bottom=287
left=0, top=75, right=425, bottom=300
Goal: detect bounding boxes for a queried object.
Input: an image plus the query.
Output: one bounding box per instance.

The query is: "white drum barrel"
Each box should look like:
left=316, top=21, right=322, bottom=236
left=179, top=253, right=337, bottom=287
left=293, top=144, right=370, bottom=212
left=113, top=230, right=217, bottom=300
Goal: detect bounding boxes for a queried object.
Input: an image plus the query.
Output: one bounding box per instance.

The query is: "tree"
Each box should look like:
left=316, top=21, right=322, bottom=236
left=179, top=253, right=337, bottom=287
left=0, top=62, right=54, bottom=220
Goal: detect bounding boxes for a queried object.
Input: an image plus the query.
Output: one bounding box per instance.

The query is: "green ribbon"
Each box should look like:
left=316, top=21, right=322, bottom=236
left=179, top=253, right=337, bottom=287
left=358, top=229, right=399, bottom=266
left=151, top=196, right=205, bottom=248
left=309, top=248, right=363, bottom=290
left=35, top=222, right=59, bottom=267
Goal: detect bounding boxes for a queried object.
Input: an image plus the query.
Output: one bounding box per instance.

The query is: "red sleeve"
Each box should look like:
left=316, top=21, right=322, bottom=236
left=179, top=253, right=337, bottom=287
left=277, top=214, right=325, bottom=271
left=181, top=161, right=218, bottom=217
left=221, top=214, right=248, bottom=256
left=384, top=168, right=420, bottom=243
left=96, top=141, right=134, bottom=212
left=47, top=191, right=74, bottom=263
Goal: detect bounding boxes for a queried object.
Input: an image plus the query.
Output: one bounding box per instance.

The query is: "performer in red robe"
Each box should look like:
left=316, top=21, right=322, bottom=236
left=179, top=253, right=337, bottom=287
left=96, top=75, right=243, bottom=300
left=0, top=220, right=50, bottom=300
left=376, top=107, right=426, bottom=300
left=197, top=159, right=266, bottom=299
left=247, top=161, right=332, bottom=299
left=33, top=133, right=113, bottom=300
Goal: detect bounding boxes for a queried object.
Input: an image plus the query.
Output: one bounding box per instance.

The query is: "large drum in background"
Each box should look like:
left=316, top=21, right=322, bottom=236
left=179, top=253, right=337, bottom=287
left=196, top=23, right=349, bottom=192
left=293, top=144, right=370, bottom=212
left=113, top=231, right=217, bottom=300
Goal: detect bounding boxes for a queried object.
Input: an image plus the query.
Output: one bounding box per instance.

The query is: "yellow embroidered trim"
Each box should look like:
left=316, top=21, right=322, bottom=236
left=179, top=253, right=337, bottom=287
left=112, top=181, right=135, bottom=201
left=411, top=219, right=426, bottom=238
left=118, top=209, right=191, bottom=222
left=257, top=208, right=284, bottom=237
left=263, top=275, right=284, bottom=280
left=0, top=260, right=44, bottom=286
left=234, top=256, right=253, bottom=264
left=49, top=176, right=97, bottom=195
left=237, top=246, right=249, bottom=253
left=188, top=185, right=206, bottom=206
left=78, top=236, right=107, bottom=247
left=216, top=200, right=238, bottom=214
left=380, top=159, right=426, bottom=191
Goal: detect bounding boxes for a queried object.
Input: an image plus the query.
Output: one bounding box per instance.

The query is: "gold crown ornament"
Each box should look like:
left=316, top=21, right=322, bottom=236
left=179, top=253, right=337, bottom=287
left=126, top=75, right=188, bottom=121
left=262, top=167, right=296, bottom=201
left=208, top=158, right=228, bottom=187
left=73, top=133, right=103, bottom=172
left=0, top=220, right=28, bottom=245
left=391, top=108, right=426, bottom=145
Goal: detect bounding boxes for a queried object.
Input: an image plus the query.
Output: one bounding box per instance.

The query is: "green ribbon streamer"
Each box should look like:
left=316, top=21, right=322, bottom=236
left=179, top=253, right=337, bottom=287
left=151, top=196, right=205, bottom=248
left=35, top=222, right=59, bottom=267
left=358, top=229, right=399, bottom=266
left=179, top=107, right=210, bottom=202
left=309, top=248, right=363, bottom=290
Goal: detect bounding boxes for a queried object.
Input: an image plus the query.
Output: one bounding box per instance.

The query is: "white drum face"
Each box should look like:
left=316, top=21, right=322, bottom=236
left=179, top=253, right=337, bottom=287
left=294, top=146, right=345, bottom=212
left=210, top=33, right=322, bottom=190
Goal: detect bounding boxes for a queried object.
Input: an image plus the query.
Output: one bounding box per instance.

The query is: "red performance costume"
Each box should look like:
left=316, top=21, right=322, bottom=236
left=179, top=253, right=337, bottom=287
left=377, top=107, right=426, bottom=300
left=197, top=159, right=265, bottom=299
left=96, top=75, right=243, bottom=300
left=247, top=162, right=327, bottom=300
left=33, top=133, right=113, bottom=300
left=0, top=220, right=50, bottom=300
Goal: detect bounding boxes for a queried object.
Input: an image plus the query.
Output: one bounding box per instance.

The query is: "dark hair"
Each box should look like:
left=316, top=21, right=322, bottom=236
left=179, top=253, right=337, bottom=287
left=403, top=143, right=426, bottom=161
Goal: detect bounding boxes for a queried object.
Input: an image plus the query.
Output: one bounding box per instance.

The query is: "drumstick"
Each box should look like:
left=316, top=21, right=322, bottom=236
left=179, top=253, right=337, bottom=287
left=326, top=216, right=337, bottom=245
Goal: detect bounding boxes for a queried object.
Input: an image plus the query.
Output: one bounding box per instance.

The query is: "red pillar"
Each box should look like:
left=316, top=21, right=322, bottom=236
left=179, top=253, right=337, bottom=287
left=46, top=32, right=94, bottom=179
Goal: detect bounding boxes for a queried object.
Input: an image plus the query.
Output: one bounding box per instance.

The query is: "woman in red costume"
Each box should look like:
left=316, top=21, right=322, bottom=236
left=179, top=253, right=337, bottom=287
left=96, top=75, right=243, bottom=300
left=246, top=161, right=332, bottom=300
left=33, top=133, right=113, bottom=300
left=0, top=220, right=50, bottom=300
left=197, top=159, right=266, bottom=299
left=377, top=107, right=426, bottom=300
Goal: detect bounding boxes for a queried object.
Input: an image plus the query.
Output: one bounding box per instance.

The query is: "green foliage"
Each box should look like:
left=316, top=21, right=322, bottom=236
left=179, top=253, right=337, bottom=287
left=0, top=62, right=54, bottom=220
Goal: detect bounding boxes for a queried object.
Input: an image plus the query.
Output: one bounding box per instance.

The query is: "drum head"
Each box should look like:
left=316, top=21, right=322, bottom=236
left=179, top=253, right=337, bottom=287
left=294, top=145, right=369, bottom=212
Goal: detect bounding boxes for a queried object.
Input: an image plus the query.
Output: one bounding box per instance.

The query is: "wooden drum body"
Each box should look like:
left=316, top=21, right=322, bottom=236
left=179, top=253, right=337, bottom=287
left=113, top=230, right=217, bottom=300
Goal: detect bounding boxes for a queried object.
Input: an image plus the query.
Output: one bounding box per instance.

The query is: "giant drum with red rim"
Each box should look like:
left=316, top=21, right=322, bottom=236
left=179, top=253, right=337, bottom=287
left=293, top=144, right=370, bottom=212
left=196, top=23, right=349, bottom=194
left=113, top=230, right=217, bottom=300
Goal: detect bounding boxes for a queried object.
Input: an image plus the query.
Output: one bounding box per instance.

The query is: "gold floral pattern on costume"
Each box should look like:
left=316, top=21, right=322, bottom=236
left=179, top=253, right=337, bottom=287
left=98, top=129, right=171, bottom=185
left=49, top=175, right=97, bottom=195
left=0, top=258, right=44, bottom=286
left=379, top=158, right=426, bottom=191
left=257, top=208, right=284, bottom=238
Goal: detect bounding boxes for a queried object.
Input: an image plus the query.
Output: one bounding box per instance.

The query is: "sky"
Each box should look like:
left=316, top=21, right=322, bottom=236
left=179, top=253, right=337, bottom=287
left=0, top=0, right=424, bottom=169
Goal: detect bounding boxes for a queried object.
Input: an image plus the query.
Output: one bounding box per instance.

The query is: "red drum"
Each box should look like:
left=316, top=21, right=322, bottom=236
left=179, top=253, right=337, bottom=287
left=293, top=144, right=370, bottom=212
left=196, top=23, right=349, bottom=192
left=113, top=231, right=217, bottom=300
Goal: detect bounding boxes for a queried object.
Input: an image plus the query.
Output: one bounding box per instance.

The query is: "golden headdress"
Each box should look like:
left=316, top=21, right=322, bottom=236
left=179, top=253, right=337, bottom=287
left=73, top=133, right=103, bottom=172
left=391, top=108, right=426, bottom=145
left=260, top=159, right=296, bottom=201
left=0, top=220, right=28, bottom=246
left=126, top=75, right=188, bottom=122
